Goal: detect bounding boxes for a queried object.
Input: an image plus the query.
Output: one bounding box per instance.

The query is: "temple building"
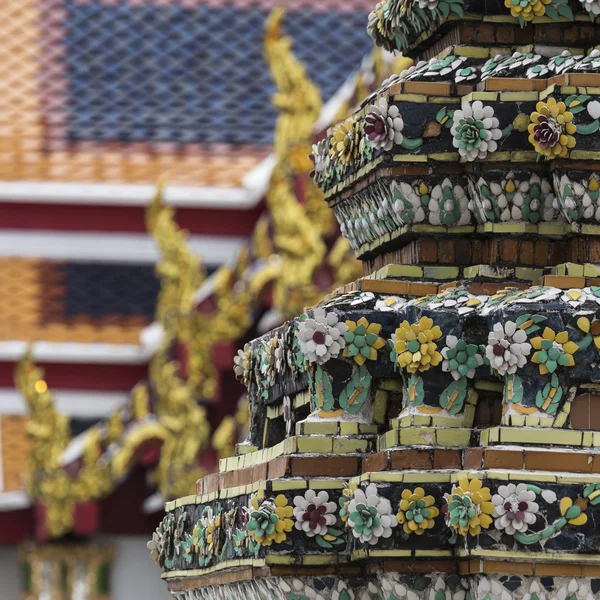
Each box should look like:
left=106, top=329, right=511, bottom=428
left=0, top=0, right=382, bottom=598
left=150, top=0, right=600, bottom=598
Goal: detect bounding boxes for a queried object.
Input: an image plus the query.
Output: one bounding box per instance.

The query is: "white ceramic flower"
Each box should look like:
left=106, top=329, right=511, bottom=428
left=485, top=321, right=531, bottom=376
left=418, top=0, right=439, bottom=10
left=347, top=483, right=398, bottom=545
left=364, top=97, right=404, bottom=151
left=451, top=101, right=502, bottom=161
left=310, top=139, right=330, bottom=181
left=297, top=308, right=348, bottom=365
left=233, top=343, right=251, bottom=385
left=492, top=483, right=539, bottom=535
left=293, top=489, right=338, bottom=537
left=579, top=0, right=600, bottom=15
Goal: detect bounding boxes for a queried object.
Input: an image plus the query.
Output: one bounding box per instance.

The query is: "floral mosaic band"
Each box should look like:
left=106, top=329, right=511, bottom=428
left=231, top=284, right=600, bottom=454
left=368, top=0, right=600, bottom=54
left=311, top=81, right=600, bottom=258
left=150, top=473, right=600, bottom=578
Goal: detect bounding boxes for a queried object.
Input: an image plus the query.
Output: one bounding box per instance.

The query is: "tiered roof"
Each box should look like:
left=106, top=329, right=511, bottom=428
left=0, top=2, right=396, bottom=544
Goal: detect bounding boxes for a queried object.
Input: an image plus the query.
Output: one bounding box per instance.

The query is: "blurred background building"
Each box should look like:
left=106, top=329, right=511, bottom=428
left=0, top=0, right=409, bottom=597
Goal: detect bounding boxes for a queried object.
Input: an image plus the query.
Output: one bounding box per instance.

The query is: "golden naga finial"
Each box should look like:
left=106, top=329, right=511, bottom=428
left=15, top=353, right=113, bottom=538
left=149, top=337, right=211, bottom=499
left=185, top=8, right=364, bottom=399
left=14, top=351, right=70, bottom=484
left=144, top=180, right=212, bottom=497
left=264, top=6, right=322, bottom=160
left=14, top=353, right=74, bottom=538
left=146, top=181, right=206, bottom=328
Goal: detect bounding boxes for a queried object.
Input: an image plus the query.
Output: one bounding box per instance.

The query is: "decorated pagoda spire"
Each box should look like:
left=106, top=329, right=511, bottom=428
left=151, top=1, right=600, bottom=598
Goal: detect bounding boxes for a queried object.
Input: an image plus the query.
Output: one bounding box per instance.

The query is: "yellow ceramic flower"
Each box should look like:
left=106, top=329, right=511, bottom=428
left=445, top=477, right=494, bottom=537
left=530, top=327, right=576, bottom=375
left=528, top=98, right=576, bottom=158
left=331, top=118, right=360, bottom=166
left=504, top=0, right=551, bottom=20
left=397, top=487, right=439, bottom=535
left=343, top=317, right=386, bottom=365
left=578, top=316, right=600, bottom=349
left=559, top=497, right=588, bottom=526
left=393, top=316, right=443, bottom=373
left=247, top=491, right=294, bottom=547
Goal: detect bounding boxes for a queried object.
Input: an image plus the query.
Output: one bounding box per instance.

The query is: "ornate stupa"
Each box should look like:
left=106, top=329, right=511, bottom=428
left=150, top=0, right=600, bottom=598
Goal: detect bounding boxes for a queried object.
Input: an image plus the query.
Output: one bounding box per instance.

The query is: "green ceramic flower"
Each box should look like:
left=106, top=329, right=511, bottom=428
left=441, top=336, right=483, bottom=380
left=246, top=492, right=293, bottom=547
left=531, top=328, right=576, bottom=375
left=343, top=317, right=385, bottom=365
left=349, top=503, right=383, bottom=538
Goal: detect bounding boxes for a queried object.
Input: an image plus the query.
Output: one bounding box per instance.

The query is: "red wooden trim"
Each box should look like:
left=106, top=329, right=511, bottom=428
left=0, top=361, right=148, bottom=392
left=0, top=202, right=263, bottom=236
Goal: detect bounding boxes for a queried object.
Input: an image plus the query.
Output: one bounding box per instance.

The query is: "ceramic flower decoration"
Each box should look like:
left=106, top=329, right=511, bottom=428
left=343, top=317, right=386, bottom=365
left=247, top=491, right=294, bottom=547
left=347, top=483, right=398, bottom=544
left=528, top=98, right=576, bottom=158
left=580, top=0, right=600, bottom=16
left=451, top=101, right=502, bottom=161
left=309, top=139, right=329, bottom=181
left=444, top=477, right=494, bottom=538
left=429, top=179, right=470, bottom=227
left=559, top=497, right=588, bottom=526
left=262, top=337, right=279, bottom=383
left=530, top=327, right=576, bottom=374
left=392, top=316, right=443, bottom=373
left=297, top=308, right=348, bottom=365
left=364, top=97, right=404, bottom=151
left=505, top=0, right=551, bottom=20
left=485, top=321, right=531, bottom=376
left=292, top=489, right=337, bottom=537
left=492, top=483, right=539, bottom=535
left=397, top=487, right=439, bottom=535
left=418, top=0, right=440, bottom=10
left=147, top=514, right=171, bottom=567
left=233, top=343, right=252, bottom=386
left=442, top=336, right=483, bottom=380
left=332, top=117, right=361, bottom=167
